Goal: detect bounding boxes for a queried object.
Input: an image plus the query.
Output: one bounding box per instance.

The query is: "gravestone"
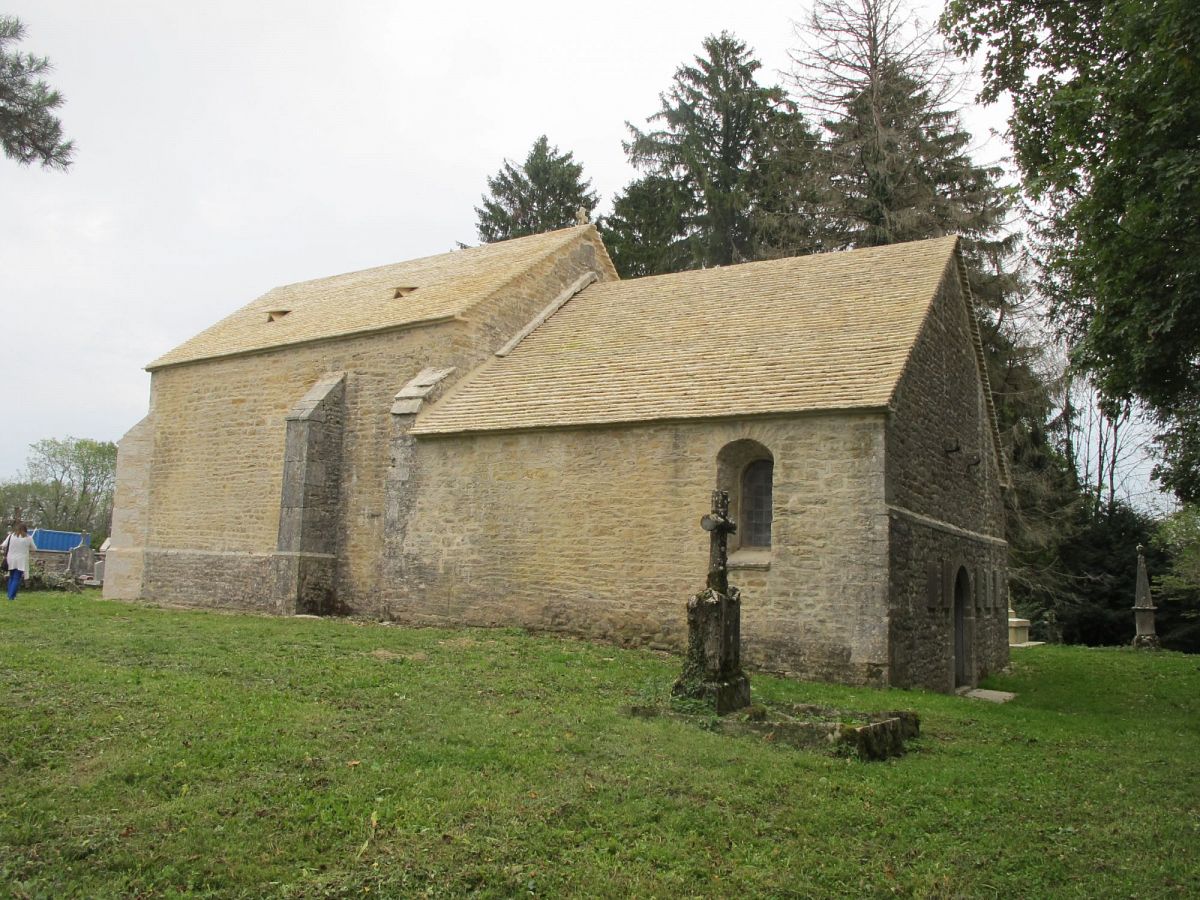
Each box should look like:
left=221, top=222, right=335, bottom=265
left=66, top=542, right=93, bottom=579
left=673, top=490, right=751, bottom=714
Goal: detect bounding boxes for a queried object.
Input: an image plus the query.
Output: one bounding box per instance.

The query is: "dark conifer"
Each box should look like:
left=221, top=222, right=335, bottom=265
left=475, top=136, right=598, bottom=243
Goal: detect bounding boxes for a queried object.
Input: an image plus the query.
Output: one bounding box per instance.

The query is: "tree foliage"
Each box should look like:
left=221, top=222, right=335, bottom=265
left=0, top=16, right=73, bottom=169
left=601, top=176, right=692, bottom=278
left=475, top=135, right=598, bottom=243
left=1155, top=505, right=1200, bottom=593
left=1, top=437, right=117, bottom=542
left=791, top=0, right=1086, bottom=620
left=792, top=0, right=977, bottom=248
left=605, top=32, right=820, bottom=276
left=943, top=0, right=1200, bottom=500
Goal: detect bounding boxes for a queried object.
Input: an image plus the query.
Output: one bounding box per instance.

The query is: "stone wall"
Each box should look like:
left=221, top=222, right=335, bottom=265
left=112, top=229, right=614, bottom=610
left=272, top=372, right=346, bottom=615
left=387, top=413, right=893, bottom=686
left=31, top=550, right=69, bottom=576
left=104, top=414, right=154, bottom=600
left=885, top=262, right=1009, bottom=691
left=143, top=549, right=275, bottom=611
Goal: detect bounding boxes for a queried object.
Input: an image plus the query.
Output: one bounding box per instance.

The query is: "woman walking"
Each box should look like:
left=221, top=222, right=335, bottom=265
left=2, top=523, right=34, bottom=600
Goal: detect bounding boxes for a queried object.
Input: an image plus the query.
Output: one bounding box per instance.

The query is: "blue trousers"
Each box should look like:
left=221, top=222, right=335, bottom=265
left=6, top=569, right=23, bottom=600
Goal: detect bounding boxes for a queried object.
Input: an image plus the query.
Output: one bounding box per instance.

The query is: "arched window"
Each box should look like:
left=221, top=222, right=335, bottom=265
left=740, top=458, right=773, bottom=547
left=716, top=439, right=773, bottom=554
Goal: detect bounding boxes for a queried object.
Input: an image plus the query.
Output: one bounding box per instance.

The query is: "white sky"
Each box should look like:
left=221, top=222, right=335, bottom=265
left=2, top=0, right=1010, bottom=480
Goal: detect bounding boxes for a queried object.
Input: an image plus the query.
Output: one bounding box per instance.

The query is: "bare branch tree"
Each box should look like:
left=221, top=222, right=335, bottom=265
left=789, top=0, right=964, bottom=123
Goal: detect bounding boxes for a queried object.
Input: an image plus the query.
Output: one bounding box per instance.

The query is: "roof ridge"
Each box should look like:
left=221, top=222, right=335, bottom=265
left=268, top=225, right=592, bottom=294
left=580, top=234, right=959, bottom=292
left=146, top=226, right=600, bottom=370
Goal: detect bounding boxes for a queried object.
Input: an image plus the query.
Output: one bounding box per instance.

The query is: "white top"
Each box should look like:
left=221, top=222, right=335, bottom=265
left=3, top=534, right=34, bottom=572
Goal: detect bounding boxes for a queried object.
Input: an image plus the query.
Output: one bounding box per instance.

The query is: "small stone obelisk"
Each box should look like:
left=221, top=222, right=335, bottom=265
left=673, top=490, right=751, bottom=714
left=1131, top=544, right=1160, bottom=649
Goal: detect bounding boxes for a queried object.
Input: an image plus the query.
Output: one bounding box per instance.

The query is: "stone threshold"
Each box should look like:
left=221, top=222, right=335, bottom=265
left=957, top=687, right=1016, bottom=703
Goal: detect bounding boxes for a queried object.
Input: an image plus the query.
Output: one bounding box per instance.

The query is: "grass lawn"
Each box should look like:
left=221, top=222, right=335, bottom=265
left=0, top=592, right=1196, bottom=898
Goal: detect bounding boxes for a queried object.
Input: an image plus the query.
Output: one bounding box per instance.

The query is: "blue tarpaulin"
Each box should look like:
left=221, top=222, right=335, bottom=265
left=30, top=529, right=91, bottom=552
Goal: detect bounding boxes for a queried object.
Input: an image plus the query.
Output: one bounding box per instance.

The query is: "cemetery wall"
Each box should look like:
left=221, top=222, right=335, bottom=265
left=885, top=267, right=1010, bottom=690
left=386, top=412, right=895, bottom=686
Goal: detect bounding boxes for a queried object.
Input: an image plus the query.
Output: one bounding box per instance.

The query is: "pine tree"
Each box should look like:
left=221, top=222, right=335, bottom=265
left=0, top=16, right=73, bottom=170
left=475, top=136, right=598, bottom=243
left=606, top=32, right=821, bottom=276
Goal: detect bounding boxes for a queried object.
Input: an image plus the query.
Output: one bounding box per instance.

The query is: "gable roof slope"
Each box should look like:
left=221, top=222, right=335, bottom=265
left=413, top=235, right=963, bottom=436
left=147, top=226, right=602, bottom=369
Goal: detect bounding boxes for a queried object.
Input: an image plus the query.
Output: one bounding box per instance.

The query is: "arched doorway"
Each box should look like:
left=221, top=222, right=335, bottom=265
left=953, top=566, right=970, bottom=688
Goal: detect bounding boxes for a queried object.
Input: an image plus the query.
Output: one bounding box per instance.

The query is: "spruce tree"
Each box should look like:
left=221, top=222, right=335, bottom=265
left=602, top=176, right=692, bottom=278
left=475, top=136, right=598, bottom=243
left=606, top=32, right=820, bottom=276
left=794, top=0, right=1080, bottom=622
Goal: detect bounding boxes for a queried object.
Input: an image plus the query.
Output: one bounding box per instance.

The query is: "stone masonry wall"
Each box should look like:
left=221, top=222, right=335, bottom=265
left=104, top=414, right=154, bottom=600
left=386, top=413, right=893, bottom=686
left=273, top=372, right=346, bottom=615
left=885, top=263, right=1009, bottom=691
left=887, top=516, right=1008, bottom=690
left=141, top=549, right=275, bottom=611
left=123, top=229, right=614, bottom=611
left=139, top=323, right=454, bottom=608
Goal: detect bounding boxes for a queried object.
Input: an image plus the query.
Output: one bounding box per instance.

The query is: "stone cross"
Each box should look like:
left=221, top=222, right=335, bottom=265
left=673, top=489, right=750, bottom=714
left=701, top=490, right=736, bottom=596
left=574, top=206, right=589, bottom=226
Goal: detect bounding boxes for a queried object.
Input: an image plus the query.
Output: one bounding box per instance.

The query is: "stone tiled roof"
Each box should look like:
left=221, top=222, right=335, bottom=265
left=147, top=226, right=599, bottom=369
left=412, top=236, right=962, bottom=435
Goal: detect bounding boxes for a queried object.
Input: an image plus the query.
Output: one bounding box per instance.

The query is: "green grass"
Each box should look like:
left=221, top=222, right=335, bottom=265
left=0, top=592, right=1196, bottom=898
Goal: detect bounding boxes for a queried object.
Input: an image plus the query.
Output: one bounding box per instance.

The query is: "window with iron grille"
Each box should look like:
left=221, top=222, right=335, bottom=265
left=741, top=458, right=773, bottom=547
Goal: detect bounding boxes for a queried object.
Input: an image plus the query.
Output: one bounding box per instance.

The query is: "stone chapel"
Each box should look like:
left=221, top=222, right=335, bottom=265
left=105, top=225, right=1010, bottom=692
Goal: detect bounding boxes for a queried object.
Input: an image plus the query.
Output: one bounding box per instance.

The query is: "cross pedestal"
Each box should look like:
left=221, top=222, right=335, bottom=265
left=673, top=490, right=751, bottom=714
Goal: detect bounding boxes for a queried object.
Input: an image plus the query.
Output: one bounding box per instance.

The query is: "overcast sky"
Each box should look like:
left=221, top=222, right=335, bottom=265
left=2, top=0, right=1010, bottom=481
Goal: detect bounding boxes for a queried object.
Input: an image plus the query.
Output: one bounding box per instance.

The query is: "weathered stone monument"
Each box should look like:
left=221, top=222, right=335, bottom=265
left=66, top=542, right=93, bottom=579
left=1131, top=544, right=1160, bottom=649
left=673, top=491, right=751, bottom=714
